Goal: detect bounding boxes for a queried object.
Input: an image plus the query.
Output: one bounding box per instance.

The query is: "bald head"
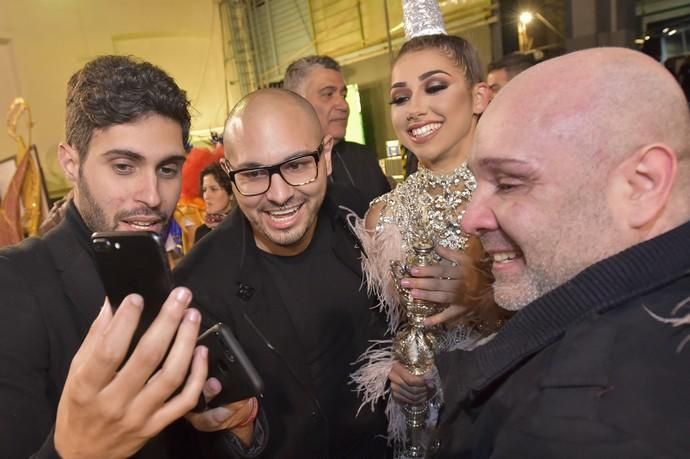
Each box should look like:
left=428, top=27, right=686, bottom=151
left=220, top=88, right=333, bottom=256
left=485, top=48, right=690, bottom=167
left=464, top=48, right=690, bottom=309
left=478, top=47, right=690, bottom=221
left=224, top=88, right=322, bottom=154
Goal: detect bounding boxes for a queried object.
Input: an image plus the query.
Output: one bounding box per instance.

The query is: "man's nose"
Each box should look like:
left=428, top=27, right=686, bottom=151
left=335, top=94, right=349, bottom=112
left=462, top=192, right=497, bottom=235
left=134, top=172, right=162, bottom=208
left=264, top=171, right=294, bottom=205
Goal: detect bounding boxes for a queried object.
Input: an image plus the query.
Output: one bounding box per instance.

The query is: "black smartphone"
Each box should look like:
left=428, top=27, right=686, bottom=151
left=197, top=323, right=264, bottom=408
left=92, top=233, right=263, bottom=410
left=91, top=231, right=173, bottom=354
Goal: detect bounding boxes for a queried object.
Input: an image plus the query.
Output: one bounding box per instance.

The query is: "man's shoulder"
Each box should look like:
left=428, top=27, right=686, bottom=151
left=503, top=284, right=690, bottom=454
left=325, top=184, right=369, bottom=219
left=545, top=277, right=690, bottom=367
left=337, top=140, right=371, bottom=154
left=174, top=211, right=245, bottom=283
left=0, top=235, right=53, bottom=272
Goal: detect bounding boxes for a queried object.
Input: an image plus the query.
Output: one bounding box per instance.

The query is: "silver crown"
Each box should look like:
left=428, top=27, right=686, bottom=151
left=403, top=0, right=447, bottom=39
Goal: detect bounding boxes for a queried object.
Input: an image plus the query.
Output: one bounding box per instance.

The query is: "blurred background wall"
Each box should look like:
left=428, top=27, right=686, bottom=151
left=1, top=0, right=688, bottom=200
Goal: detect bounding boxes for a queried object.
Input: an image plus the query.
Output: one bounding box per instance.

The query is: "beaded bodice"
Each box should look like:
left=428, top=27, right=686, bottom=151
left=372, top=163, right=476, bottom=259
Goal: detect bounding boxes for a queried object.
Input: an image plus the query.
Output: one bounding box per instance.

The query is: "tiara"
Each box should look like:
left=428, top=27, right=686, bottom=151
left=403, top=0, right=447, bottom=39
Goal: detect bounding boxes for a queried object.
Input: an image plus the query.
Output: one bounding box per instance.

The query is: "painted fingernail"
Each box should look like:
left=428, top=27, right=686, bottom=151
left=400, top=279, right=411, bottom=287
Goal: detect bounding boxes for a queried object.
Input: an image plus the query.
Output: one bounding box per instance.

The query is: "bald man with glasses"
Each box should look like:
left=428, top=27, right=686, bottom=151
left=174, top=89, right=391, bottom=458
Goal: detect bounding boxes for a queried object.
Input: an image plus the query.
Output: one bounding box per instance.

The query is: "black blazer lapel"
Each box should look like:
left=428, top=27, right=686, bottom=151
left=331, top=207, right=363, bottom=277
left=45, top=218, right=105, bottom=335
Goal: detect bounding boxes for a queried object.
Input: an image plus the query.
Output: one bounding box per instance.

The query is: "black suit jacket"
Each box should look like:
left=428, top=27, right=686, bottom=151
left=0, top=205, right=210, bottom=459
left=174, top=185, right=389, bottom=458
left=434, top=220, right=690, bottom=458
left=330, top=140, right=390, bottom=205
left=0, top=205, right=106, bottom=459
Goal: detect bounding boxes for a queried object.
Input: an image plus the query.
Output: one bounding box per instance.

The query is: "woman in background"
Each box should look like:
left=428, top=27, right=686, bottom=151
left=194, top=162, right=234, bottom=243
left=352, top=33, right=510, bottom=452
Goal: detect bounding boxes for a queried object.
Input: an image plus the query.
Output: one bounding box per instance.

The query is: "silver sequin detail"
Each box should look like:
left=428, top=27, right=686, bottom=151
left=403, top=0, right=447, bottom=39
left=373, top=163, right=475, bottom=262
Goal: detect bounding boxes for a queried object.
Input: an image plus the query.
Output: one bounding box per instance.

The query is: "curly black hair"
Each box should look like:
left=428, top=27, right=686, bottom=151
left=65, top=55, right=191, bottom=161
left=396, top=34, right=484, bottom=86
left=200, top=161, right=233, bottom=197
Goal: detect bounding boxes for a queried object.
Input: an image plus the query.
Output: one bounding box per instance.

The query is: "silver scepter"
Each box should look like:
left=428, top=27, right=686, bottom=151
left=390, top=217, right=445, bottom=458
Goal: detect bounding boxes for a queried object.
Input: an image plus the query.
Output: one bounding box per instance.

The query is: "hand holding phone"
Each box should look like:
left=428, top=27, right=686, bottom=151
left=91, top=231, right=173, bottom=355
left=91, top=232, right=263, bottom=413
left=197, top=323, right=264, bottom=408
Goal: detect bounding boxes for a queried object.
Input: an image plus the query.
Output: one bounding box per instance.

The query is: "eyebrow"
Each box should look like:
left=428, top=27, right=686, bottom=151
left=233, top=149, right=317, bottom=170
left=419, top=69, right=451, bottom=80
left=391, top=69, right=452, bottom=89
left=103, top=149, right=186, bottom=165
left=319, top=85, right=346, bottom=93
left=478, top=157, right=528, bottom=166
left=470, top=158, right=534, bottom=174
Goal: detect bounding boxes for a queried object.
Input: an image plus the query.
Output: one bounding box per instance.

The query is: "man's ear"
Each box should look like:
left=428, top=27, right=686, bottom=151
left=617, top=144, right=677, bottom=229
left=321, top=134, right=334, bottom=176
left=58, top=143, right=80, bottom=185
left=472, top=82, right=491, bottom=116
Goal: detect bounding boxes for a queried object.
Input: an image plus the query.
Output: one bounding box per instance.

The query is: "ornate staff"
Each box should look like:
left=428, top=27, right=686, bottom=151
left=391, top=233, right=446, bottom=458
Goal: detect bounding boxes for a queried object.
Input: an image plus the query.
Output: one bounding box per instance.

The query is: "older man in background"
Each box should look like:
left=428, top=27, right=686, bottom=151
left=284, top=55, right=390, bottom=203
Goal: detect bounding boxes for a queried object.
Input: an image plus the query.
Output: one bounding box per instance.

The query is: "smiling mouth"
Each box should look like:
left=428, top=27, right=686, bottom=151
left=121, top=219, right=162, bottom=230
left=491, top=251, right=522, bottom=264
left=409, top=122, right=442, bottom=139
left=265, top=204, right=302, bottom=221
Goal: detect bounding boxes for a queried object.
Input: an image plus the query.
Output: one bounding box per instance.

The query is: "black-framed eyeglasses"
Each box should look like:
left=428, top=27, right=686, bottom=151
left=219, top=143, right=323, bottom=197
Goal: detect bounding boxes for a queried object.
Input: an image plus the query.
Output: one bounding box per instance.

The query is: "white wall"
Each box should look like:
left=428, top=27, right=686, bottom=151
left=0, top=0, right=227, bottom=197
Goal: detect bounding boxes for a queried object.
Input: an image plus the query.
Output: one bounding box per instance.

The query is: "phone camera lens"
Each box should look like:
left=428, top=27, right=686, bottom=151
left=92, top=238, right=112, bottom=252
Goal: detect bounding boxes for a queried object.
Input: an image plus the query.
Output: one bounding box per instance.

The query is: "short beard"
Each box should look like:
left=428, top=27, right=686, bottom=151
left=493, top=273, right=555, bottom=311
left=76, top=176, right=111, bottom=232
left=493, top=258, right=585, bottom=311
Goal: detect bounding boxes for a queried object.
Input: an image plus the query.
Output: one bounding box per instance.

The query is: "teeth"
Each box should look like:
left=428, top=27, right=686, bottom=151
left=411, top=123, right=441, bottom=138
left=493, top=252, right=518, bottom=263
left=268, top=207, right=299, bottom=218
left=129, top=221, right=155, bottom=227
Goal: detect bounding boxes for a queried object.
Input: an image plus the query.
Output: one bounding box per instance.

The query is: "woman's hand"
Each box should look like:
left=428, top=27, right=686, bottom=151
left=399, top=244, right=470, bottom=327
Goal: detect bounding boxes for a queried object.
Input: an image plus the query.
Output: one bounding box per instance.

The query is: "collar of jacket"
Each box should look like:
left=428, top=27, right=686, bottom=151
left=440, top=218, right=690, bottom=398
